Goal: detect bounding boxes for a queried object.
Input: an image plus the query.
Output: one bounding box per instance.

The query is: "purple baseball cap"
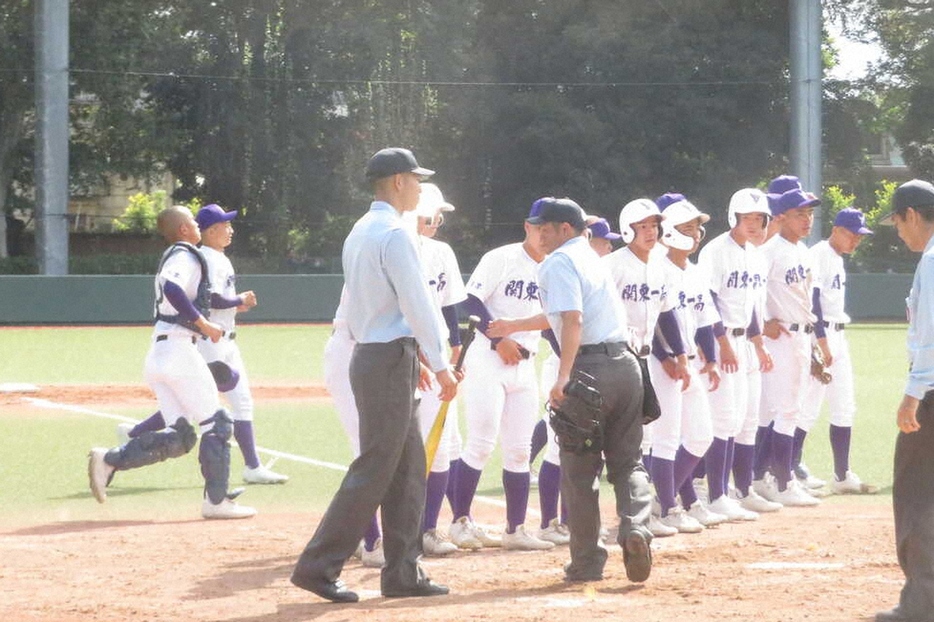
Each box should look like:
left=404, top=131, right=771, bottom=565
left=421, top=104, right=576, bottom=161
left=767, top=175, right=802, bottom=197
left=655, top=193, right=686, bottom=211
left=196, top=203, right=237, bottom=230
left=587, top=217, right=622, bottom=240
left=834, top=207, right=873, bottom=235
left=773, top=189, right=821, bottom=216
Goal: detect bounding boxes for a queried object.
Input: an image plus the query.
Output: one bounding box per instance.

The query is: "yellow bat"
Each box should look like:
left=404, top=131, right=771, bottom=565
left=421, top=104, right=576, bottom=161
left=424, top=315, right=480, bottom=475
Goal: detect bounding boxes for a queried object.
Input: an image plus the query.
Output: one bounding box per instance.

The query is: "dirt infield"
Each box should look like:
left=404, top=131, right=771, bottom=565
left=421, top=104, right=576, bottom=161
left=0, top=385, right=903, bottom=621
left=0, top=501, right=901, bottom=622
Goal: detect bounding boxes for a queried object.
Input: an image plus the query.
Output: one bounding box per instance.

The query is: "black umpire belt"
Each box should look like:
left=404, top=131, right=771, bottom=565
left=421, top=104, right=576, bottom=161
left=156, top=334, right=197, bottom=344
left=787, top=323, right=814, bottom=333
left=578, top=341, right=628, bottom=357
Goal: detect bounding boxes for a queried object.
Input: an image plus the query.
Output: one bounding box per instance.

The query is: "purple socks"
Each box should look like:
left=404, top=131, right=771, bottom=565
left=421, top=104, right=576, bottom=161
left=423, top=470, right=449, bottom=532
left=364, top=514, right=381, bottom=551
left=753, top=424, right=774, bottom=480
left=650, top=457, right=676, bottom=515
left=502, top=469, right=530, bottom=533
left=830, top=424, right=852, bottom=481
left=771, top=432, right=794, bottom=490
left=450, top=459, right=481, bottom=520
left=732, top=443, right=755, bottom=496
left=538, top=460, right=561, bottom=528
left=233, top=420, right=260, bottom=469
left=530, top=419, right=547, bottom=463
left=706, top=437, right=729, bottom=502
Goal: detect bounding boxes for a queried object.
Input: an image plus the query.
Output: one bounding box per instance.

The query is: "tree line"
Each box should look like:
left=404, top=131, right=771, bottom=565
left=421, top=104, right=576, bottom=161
left=0, top=0, right=929, bottom=272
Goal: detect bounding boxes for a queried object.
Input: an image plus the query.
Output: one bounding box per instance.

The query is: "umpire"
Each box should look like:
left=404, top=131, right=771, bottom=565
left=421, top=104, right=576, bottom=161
left=529, top=197, right=653, bottom=583
left=291, top=148, right=458, bottom=603
left=878, top=179, right=934, bottom=622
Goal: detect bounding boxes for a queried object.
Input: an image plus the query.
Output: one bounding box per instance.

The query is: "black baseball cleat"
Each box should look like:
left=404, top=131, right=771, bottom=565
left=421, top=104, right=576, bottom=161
left=291, top=573, right=359, bottom=603
left=622, top=530, right=652, bottom=583
left=563, top=561, right=603, bottom=583
left=382, top=579, right=450, bottom=598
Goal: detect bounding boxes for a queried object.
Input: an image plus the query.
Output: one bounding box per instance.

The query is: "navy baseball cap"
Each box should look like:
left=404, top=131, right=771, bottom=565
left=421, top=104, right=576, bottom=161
left=587, top=217, right=622, bottom=240
left=773, top=189, right=821, bottom=216
left=834, top=207, right=873, bottom=235
left=196, top=204, right=237, bottom=230
left=365, top=148, right=434, bottom=181
left=767, top=175, right=802, bottom=197
left=526, top=197, right=586, bottom=229
left=880, top=179, right=934, bottom=225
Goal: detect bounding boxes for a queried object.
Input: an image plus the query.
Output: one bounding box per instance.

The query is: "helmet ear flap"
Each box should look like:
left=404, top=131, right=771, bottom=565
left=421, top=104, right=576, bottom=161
left=620, top=224, right=635, bottom=244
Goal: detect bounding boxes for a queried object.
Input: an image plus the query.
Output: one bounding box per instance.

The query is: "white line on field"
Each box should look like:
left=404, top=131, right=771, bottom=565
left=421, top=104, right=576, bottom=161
left=23, top=396, right=527, bottom=515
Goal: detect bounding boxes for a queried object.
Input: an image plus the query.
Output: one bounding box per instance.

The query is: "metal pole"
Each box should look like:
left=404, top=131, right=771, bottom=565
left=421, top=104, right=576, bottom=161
left=35, top=0, right=70, bottom=275
left=790, top=0, right=823, bottom=244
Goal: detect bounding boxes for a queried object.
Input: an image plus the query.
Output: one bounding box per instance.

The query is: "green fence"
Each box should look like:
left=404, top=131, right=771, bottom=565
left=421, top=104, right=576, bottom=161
left=0, top=273, right=914, bottom=324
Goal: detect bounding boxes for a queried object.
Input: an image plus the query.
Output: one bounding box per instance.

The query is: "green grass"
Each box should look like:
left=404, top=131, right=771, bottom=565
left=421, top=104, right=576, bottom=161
left=0, top=323, right=910, bottom=526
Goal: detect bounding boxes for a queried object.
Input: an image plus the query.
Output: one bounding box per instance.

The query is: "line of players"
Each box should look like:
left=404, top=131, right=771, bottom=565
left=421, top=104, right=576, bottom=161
left=330, top=173, right=876, bottom=561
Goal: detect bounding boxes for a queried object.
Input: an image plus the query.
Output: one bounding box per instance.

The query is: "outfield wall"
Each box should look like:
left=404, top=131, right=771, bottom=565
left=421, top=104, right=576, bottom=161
left=0, top=273, right=913, bottom=324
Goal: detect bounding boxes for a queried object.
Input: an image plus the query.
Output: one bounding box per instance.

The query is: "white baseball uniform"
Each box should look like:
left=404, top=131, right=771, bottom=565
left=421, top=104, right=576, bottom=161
left=146, top=245, right=219, bottom=429
left=799, top=240, right=855, bottom=431
left=196, top=246, right=253, bottom=421
left=697, top=232, right=764, bottom=439
left=759, top=234, right=816, bottom=436
left=324, top=289, right=361, bottom=455
left=417, top=236, right=467, bottom=471
left=648, top=257, right=718, bottom=461
left=461, top=243, right=542, bottom=472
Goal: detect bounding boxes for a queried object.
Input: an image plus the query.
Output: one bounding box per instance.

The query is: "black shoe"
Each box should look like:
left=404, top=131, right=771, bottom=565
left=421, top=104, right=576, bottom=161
left=563, top=562, right=603, bottom=583
left=876, top=606, right=923, bottom=622
left=622, top=530, right=652, bottom=583
left=382, top=579, right=450, bottom=598
left=291, top=573, right=359, bottom=603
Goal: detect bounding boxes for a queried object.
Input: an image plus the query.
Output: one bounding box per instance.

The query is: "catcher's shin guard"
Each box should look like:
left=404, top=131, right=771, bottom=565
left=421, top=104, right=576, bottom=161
left=104, top=418, right=197, bottom=470
left=199, top=409, right=233, bottom=504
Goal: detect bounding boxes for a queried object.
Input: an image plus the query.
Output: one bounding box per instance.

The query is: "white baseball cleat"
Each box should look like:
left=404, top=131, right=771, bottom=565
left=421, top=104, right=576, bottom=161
left=243, top=464, right=289, bottom=484
left=831, top=471, right=868, bottom=495
left=659, top=506, right=704, bottom=533
left=470, top=521, right=502, bottom=548
left=686, top=500, right=729, bottom=526
left=731, top=488, right=783, bottom=513
left=775, top=480, right=821, bottom=507
left=422, top=529, right=458, bottom=556
left=361, top=538, right=385, bottom=567
left=538, top=518, right=571, bottom=545
left=88, top=448, right=115, bottom=503
left=647, top=514, right=678, bottom=537
left=502, top=525, right=556, bottom=551
left=707, top=495, right=759, bottom=521
left=752, top=475, right=782, bottom=503
left=449, top=516, right=483, bottom=550
left=201, top=496, right=257, bottom=519
left=795, top=463, right=827, bottom=489
left=115, top=423, right=133, bottom=446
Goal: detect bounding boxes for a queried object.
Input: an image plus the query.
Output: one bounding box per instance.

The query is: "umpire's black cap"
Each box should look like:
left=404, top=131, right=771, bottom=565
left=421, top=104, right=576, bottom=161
left=525, top=197, right=586, bottom=229
left=880, top=179, right=934, bottom=225
left=365, top=148, right=434, bottom=181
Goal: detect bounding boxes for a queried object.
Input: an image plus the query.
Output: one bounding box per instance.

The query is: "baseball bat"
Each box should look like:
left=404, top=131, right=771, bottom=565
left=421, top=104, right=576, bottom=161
left=424, top=314, right=480, bottom=475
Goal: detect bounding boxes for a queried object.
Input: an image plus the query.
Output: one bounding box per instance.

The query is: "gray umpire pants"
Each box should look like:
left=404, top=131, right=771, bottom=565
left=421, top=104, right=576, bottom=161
left=293, top=337, right=427, bottom=592
left=560, top=346, right=652, bottom=576
left=893, top=392, right=934, bottom=619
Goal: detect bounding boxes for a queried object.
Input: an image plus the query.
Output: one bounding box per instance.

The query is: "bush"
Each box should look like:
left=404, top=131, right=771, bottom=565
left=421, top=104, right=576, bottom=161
left=112, top=191, right=166, bottom=233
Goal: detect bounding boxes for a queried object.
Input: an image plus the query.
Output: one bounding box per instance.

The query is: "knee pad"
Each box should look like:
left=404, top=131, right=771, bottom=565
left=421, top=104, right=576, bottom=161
left=105, top=418, right=197, bottom=470
left=199, top=409, right=233, bottom=504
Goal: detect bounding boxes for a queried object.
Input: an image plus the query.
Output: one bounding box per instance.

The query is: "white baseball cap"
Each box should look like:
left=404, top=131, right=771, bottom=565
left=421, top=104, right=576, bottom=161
left=416, top=183, right=455, bottom=217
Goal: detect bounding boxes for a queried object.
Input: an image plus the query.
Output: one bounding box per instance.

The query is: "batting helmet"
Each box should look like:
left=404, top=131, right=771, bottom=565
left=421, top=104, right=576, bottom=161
left=660, top=199, right=710, bottom=251
left=618, top=198, right=663, bottom=244
left=728, top=188, right=771, bottom=228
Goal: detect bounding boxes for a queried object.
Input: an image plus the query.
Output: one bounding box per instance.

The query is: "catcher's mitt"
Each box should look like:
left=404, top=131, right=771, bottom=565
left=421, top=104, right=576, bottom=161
left=810, top=347, right=832, bottom=385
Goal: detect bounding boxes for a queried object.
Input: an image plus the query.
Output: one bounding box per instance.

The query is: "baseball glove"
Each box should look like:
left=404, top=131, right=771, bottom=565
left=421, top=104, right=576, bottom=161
left=207, top=360, right=240, bottom=392
left=810, top=347, right=832, bottom=385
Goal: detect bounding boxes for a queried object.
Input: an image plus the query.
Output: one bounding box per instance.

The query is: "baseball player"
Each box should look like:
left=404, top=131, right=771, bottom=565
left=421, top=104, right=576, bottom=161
left=447, top=200, right=555, bottom=551
left=754, top=187, right=823, bottom=506
left=603, top=197, right=691, bottom=537
left=413, top=183, right=468, bottom=556
left=696, top=188, right=774, bottom=520
left=649, top=194, right=725, bottom=532
left=795, top=207, right=874, bottom=494
left=117, top=205, right=289, bottom=486
left=87, top=205, right=256, bottom=519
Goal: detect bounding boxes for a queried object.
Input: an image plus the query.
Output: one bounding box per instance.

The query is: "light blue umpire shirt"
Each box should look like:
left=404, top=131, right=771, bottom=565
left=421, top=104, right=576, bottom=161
left=342, top=201, right=448, bottom=372
left=538, top=235, right=628, bottom=347
left=906, top=235, right=934, bottom=399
